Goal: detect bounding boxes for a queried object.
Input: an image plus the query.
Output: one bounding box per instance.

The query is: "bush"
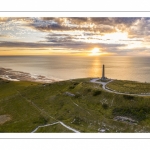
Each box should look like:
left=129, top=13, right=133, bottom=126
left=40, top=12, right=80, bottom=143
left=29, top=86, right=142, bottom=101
left=83, top=88, right=92, bottom=94
left=123, top=95, right=134, bottom=100
left=69, top=85, right=75, bottom=89
left=69, top=82, right=80, bottom=89
left=102, top=103, right=109, bottom=109
left=112, top=107, right=150, bottom=121
left=92, top=90, right=101, bottom=96
left=86, top=88, right=92, bottom=92
left=74, top=93, right=81, bottom=98
left=72, top=116, right=82, bottom=125
left=73, top=82, right=79, bottom=86
left=33, top=116, right=48, bottom=124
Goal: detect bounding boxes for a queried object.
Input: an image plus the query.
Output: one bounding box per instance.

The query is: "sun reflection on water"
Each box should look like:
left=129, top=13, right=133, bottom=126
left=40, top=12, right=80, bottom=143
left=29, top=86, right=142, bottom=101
left=88, top=57, right=102, bottom=78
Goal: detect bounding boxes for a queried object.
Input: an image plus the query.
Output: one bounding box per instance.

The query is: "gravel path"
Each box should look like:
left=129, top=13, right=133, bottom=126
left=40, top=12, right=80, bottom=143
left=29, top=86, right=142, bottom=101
left=90, top=78, right=150, bottom=97
left=31, top=121, right=80, bottom=133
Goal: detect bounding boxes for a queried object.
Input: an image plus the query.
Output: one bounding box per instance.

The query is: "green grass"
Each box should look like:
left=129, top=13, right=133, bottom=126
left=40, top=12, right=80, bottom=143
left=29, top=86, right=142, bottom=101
left=0, top=78, right=150, bottom=133
left=107, top=80, right=150, bottom=94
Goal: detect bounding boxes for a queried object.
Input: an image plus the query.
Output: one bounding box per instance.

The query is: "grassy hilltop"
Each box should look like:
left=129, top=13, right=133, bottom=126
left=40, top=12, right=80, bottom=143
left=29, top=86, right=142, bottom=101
left=0, top=78, right=150, bottom=133
left=107, top=80, right=150, bottom=94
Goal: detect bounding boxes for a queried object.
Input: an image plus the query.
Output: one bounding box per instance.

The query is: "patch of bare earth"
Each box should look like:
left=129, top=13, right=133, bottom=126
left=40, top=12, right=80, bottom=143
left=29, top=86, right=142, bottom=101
left=0, top=115, right=11, bottom=125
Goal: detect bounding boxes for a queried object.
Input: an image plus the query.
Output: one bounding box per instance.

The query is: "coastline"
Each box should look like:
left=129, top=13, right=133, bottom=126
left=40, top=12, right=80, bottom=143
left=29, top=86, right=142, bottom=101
left=0, top=67, right=62, bottom=83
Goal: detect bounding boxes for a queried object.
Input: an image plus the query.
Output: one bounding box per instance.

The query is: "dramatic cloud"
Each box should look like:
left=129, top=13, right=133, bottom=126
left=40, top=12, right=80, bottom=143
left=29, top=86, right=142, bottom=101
left=0, top=40, right=126, bottom=52
left=0, top=17, right=150, bottom=56
left=31, top=17, right=140, bottom=32
left=0, top=17, right=9, bottom=22
left=26, top=17, right=116, bottom=33
left=127, top=18, right=150, bottom=38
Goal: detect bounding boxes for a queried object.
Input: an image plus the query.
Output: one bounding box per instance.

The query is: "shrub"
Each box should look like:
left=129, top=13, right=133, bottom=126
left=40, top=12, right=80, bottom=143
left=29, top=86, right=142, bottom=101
left=73, top=82, right=79, bottom=86
left=69, top=85, right=75, bottom=89
left=72, top=116, right=82, bottom=125
left=74, top=93, right=81, bottom=98
left=123, top=95, right=134, bottom=100
left=102, top=103, right=109, bottom=109
left=112, top=107, right=150, bottom=121
left=83, top=88, right=92, bottom=94
left=69, top=82, right=79, bottom=89
left=33, top=116, right=48, bottom=124
left=92, top=90, right=101, bottom=96
left=86, top=88, right=92, bottom=92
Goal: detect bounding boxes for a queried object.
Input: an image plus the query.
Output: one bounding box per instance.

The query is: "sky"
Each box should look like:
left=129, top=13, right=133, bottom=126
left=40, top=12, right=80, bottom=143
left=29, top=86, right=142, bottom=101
left=0, top=17, right=150, bottom=56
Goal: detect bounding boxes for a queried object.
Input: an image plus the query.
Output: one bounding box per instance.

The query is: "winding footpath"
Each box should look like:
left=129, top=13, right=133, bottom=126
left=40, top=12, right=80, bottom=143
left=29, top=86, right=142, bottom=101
left=90, top=78, right=150, bottom=97
left=31, top=121, right=80, bottom=133
left=16, top=90, right=80, bottom=133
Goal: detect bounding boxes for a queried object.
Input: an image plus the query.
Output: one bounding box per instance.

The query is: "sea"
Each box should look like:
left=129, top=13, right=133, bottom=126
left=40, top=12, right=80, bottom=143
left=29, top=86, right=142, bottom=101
left=0, top=55, right=150, bottom=83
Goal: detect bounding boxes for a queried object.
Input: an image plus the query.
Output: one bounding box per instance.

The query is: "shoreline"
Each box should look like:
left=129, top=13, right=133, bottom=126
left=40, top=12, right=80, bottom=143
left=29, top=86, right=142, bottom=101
left=0, top=67, right=62, bottom=83
left=0, top=67, right=91, bottom=84
left=0, top=67, right=150, bottom=84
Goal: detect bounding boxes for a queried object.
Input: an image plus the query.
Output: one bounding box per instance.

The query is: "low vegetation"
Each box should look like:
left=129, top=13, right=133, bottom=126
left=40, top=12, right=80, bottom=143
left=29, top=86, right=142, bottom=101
left=92, top=90, right=102, bottom=96
left=0, top=78, right=150, bottom=133
left=107, top=80, right=150, bottom=94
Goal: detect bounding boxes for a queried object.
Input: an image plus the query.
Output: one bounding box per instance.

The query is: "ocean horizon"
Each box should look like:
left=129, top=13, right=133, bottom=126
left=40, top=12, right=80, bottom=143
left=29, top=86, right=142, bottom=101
left=0, top=55, right=150, bottom=83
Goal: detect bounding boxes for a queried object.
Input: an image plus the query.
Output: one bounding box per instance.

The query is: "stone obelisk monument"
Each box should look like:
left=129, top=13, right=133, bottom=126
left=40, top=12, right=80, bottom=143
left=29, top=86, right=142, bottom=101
left=102, top=64, right=105, bottom=79
left=101, top=64, right=107, bottom=81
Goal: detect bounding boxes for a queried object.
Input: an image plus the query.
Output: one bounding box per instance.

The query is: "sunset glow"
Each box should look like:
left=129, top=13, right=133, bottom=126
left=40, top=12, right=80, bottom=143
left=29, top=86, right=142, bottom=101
left=90, top=48, right=101, bottom=56
left=0, top=17, right=150, bottom=56
left=102, top=32, right=128, bottom=41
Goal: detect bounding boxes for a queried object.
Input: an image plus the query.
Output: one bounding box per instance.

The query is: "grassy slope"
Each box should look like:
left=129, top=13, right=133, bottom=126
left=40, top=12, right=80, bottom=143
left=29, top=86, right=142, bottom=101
left=0, top=78, right=150, bottom=133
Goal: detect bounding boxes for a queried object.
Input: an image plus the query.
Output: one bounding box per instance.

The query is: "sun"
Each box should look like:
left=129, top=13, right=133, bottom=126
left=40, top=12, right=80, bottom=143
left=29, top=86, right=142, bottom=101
left=90, top=48, right=101, bottom=56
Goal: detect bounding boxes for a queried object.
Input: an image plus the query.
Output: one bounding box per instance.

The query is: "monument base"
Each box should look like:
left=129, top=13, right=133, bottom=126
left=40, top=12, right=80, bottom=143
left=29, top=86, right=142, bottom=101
left=100, top=77, right=110, bottom=82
